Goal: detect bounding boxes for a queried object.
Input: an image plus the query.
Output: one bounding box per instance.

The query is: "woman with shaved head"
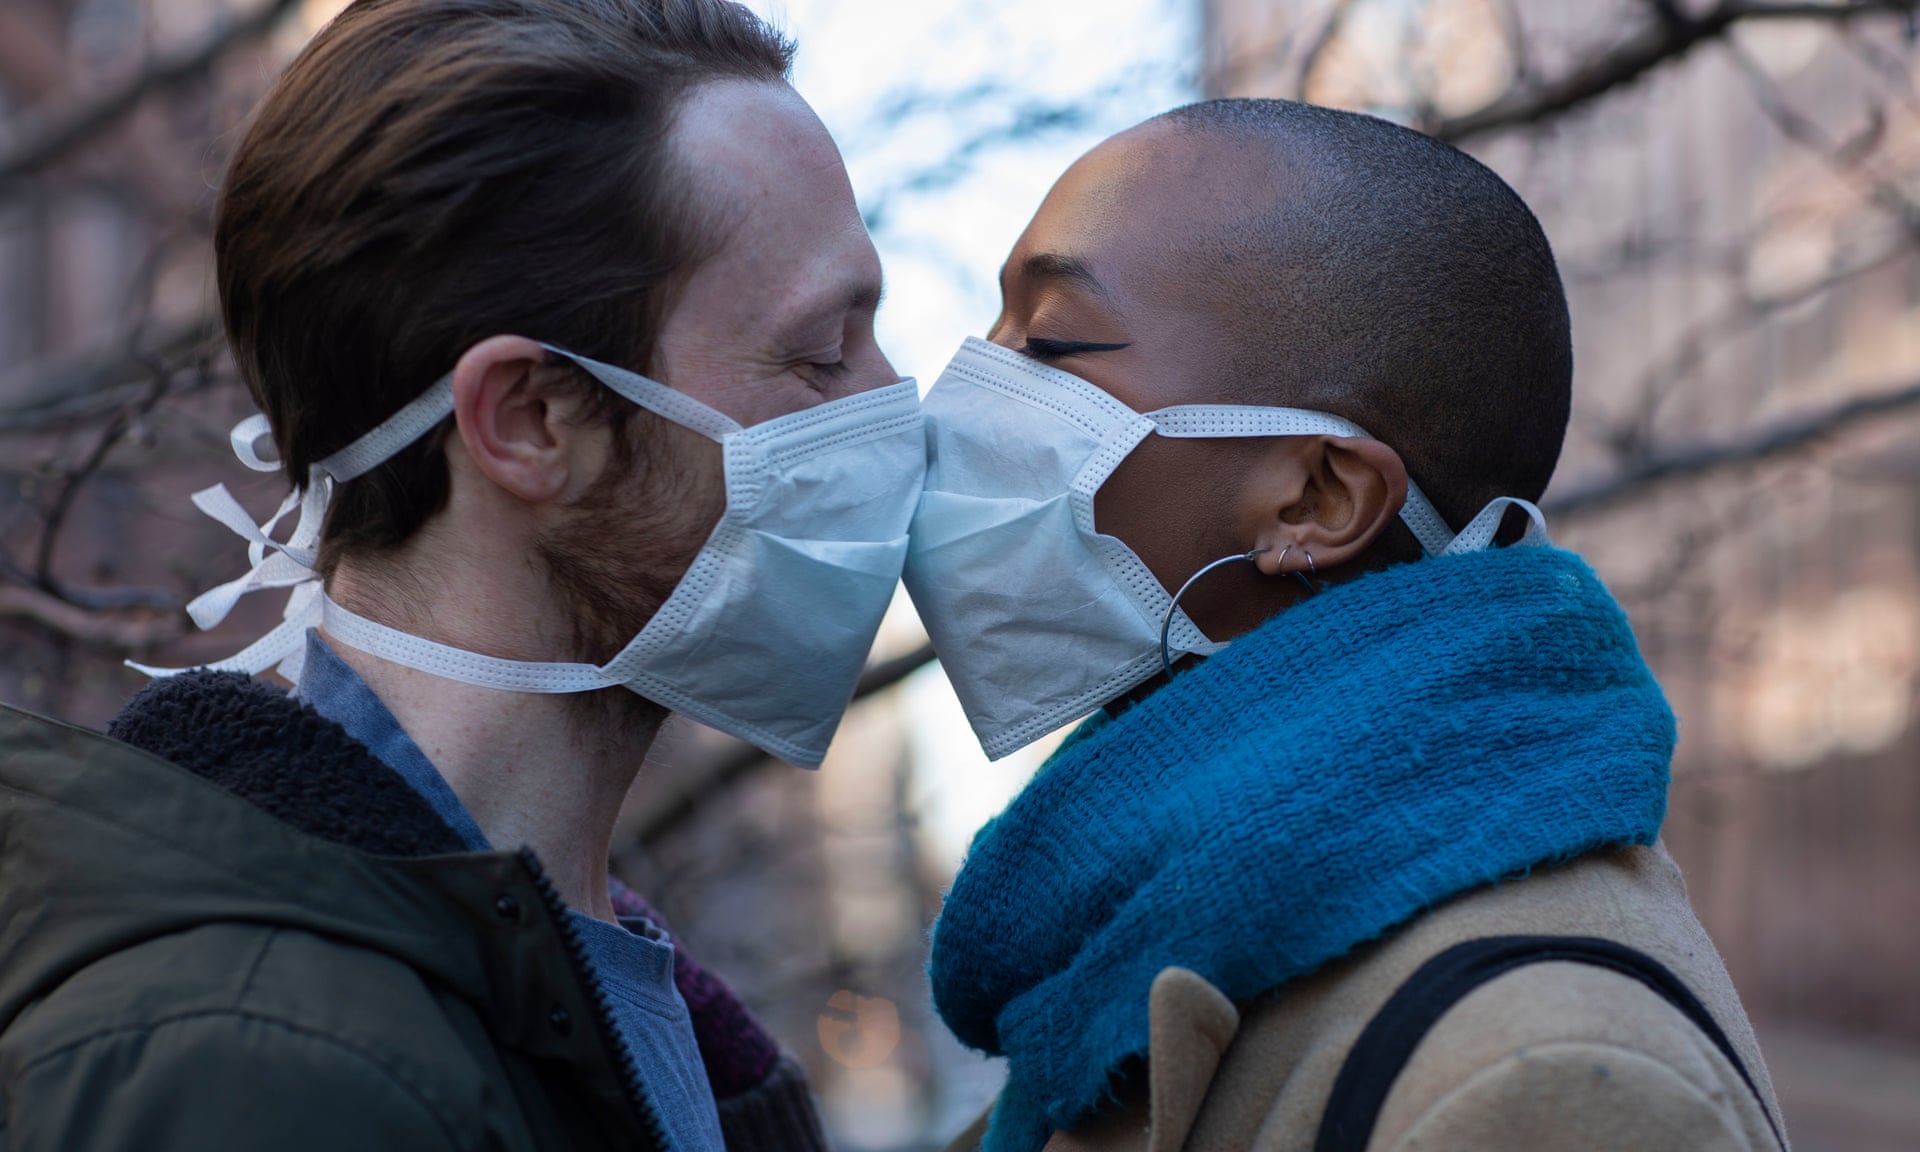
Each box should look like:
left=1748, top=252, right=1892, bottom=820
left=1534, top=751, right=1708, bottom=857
left=908, top=100, right=1786, bottom=1152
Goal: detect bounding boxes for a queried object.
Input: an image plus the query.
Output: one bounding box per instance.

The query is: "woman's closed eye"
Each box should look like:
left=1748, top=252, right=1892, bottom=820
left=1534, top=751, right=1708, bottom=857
left=1020, top=337, right=1132, bottom=361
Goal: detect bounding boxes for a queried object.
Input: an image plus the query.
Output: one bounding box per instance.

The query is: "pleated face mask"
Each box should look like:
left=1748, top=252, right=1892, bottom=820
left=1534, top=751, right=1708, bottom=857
left=902, top=336, right=1548, bottom=760
left=138, top=346, right=926, bottom=768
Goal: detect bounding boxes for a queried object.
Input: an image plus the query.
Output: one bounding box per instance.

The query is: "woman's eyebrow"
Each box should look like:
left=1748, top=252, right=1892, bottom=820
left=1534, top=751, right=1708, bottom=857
left=1001, top=251, right=1121, bottom=310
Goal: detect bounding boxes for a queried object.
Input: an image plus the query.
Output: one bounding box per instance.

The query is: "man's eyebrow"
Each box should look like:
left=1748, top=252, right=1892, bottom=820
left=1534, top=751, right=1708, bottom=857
left=775, top=277, right=884, bottom=350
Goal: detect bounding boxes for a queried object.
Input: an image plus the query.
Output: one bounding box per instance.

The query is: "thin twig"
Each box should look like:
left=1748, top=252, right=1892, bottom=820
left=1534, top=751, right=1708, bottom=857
left=1606, top=239, right=1910, bottom=457
left=30, top=359, right=175, bottom=592
left=857, top=62, right=1185, bottom=232
left=0, top=551, right=177, bottom=610
left=0, top=0, right=301, bottom=182
left=0, top=314, right=218, bottom=435
left=1729, top=41, right=1919, bottom=232
left=32, top=411, right=136, bottom=589
left=1295, top=0, right=1356, bottom=100
left=1591, top=37, right=1920, bottom=455
left=1548, top=377, right=1920, bottom=516
left=0, top=582, right=183, bottom=649
left=1434, top=0, right=1918, bottom=143
left=634, top=642, right=938, bottom=847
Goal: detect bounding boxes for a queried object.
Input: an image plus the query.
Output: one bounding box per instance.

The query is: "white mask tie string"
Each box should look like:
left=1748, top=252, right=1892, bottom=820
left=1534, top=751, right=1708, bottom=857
left=129, top=348, right=922, bottom=768
left=132, top=376, right=457, bottom=677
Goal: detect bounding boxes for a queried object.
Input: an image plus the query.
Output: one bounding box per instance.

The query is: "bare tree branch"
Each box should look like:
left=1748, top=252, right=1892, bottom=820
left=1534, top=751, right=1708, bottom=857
left=859, top=92, right=1110, bottom=231
left=0, top=548, right=179, bottom=611
left=634, top=642, right=937, bottom=848
left=1295, top=0, right=1356, bottom=100
left=1433, top=0, right=1918, bottom=144
left=0, top=0, right=301, bottom=182
left=30, top=364, right=173, bottom=590
left=0, top=582, right=182, bottom=648
left=1728, top=41, right=1917, bottom=229
left=1586, top=35, right=1920, bottom=457
left=856, top=61, right=1186, bottom=232
left=1598, top=235, right=1910, bottom=460
left=1548, top=377, right=1920, bottom=516
left=0, top=314, right=219, bottom=435
left=1840, top=22, right=1920, bottom=103
left=1607, top=487, right=1771, bottom=605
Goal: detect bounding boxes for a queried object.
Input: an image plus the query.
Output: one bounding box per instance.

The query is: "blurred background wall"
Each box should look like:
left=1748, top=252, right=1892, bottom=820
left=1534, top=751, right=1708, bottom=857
left=2, top=0, right=1918, bottom=1149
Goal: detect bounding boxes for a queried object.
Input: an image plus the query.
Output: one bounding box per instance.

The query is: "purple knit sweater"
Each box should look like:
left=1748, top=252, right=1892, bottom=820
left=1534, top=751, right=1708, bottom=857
left=606, top=875, right=781, bottom=1100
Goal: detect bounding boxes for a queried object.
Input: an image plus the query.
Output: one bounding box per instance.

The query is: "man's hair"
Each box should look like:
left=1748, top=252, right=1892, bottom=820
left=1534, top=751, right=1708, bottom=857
left=1156, top=99, right=1571, bottom=535
left=215, top=0, right=793, bottom=577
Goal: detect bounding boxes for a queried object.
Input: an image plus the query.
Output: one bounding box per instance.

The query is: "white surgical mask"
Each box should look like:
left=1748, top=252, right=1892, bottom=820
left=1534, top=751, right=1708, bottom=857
left=135, top=346, right=926, bottom=768
left=902, top=336, right=1547, bottom=760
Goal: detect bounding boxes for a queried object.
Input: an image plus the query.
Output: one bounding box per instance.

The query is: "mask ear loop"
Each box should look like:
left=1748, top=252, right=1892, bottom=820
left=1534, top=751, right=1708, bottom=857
left=1160, top=546, right=1271, bottom=679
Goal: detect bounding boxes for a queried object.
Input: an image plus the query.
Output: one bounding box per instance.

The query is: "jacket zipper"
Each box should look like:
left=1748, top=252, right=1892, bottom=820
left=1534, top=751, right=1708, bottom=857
left=518, top=847, right=673, bottom=1151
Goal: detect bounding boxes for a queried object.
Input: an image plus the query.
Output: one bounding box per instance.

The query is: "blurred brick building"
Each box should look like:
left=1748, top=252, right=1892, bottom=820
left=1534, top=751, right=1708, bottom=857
left=10, top=1, right=1920, bottom=1148
left=1205, top=1, right=1920, bottom=1146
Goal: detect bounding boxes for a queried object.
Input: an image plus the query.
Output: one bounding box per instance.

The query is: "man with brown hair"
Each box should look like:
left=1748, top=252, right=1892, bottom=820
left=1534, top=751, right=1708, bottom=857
left=0, top=0, right=922, bottom=1148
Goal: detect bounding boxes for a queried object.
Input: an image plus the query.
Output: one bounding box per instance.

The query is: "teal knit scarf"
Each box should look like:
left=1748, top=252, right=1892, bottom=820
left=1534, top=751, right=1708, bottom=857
left=927, top=546, right=1675, bottom=1152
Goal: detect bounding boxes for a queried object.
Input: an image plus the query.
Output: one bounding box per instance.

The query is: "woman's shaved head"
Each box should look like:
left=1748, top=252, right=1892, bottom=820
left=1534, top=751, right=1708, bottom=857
left=1151, top=98, right=1572, bottom=528
left=988, top=97, right=1571, bottom=645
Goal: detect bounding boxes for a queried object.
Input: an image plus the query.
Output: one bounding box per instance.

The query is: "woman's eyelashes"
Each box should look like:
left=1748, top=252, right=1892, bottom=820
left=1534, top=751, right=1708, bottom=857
left=1020, top=337, right=1132, bottom=360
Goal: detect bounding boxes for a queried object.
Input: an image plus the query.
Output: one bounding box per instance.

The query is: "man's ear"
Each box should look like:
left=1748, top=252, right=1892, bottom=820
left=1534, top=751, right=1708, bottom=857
left=1242, top=435, right=1409, bottom=578
left=450, top=335, right=594, bottom=505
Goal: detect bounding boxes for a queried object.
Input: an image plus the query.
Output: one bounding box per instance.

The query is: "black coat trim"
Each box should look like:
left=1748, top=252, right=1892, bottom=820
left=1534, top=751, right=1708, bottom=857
left=109, top=671, right=465, bottom=858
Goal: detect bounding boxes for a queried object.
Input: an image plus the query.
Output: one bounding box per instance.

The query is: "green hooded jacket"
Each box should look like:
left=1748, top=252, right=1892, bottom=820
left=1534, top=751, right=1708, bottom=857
left=0, top=674, right=816, bottom=1151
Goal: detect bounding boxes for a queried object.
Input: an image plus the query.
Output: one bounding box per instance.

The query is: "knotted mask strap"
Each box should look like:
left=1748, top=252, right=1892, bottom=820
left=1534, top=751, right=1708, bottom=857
left=132, top=346, right=745, bottom=684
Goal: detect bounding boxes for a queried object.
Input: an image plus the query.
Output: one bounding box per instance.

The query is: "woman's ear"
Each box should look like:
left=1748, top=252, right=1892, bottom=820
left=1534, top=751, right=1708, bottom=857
left=450, top=335, right=590, bottom=505
left=1243, top=435, right=1409, bottom=578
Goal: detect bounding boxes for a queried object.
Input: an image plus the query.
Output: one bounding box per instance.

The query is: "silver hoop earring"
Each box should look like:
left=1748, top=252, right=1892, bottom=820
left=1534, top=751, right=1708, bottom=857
left=1276, top=544, right=1318, bottom=593
left=1160, top=547, right=1270, bottom=679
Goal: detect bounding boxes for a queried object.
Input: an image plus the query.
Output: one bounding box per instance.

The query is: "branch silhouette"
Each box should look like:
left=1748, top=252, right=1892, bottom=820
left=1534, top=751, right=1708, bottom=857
left=1431, top=0, right=1918, bottom=143
left=634, top=642, right=936, bottom=848
left=1545, top=378, right=1920, bottom=516
left=0, top=0, right=301, bottom=182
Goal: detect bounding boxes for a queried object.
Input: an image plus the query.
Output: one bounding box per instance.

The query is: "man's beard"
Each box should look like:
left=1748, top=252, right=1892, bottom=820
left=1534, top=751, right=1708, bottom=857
left=534, top=413, right=727, bottom=738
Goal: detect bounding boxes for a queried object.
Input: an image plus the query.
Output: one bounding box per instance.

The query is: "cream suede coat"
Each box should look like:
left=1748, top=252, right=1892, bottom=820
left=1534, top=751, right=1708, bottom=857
left=948, top=845, right=1785, bottom=1152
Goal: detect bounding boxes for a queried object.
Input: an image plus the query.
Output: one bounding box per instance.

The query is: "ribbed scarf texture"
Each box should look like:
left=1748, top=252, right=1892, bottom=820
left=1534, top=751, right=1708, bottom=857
left=927, top=546, right=1675, bottom=1152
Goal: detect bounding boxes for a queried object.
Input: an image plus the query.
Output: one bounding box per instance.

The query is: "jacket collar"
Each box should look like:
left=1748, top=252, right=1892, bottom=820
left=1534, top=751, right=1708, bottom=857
left=0, top=673, right=649, bottom=1145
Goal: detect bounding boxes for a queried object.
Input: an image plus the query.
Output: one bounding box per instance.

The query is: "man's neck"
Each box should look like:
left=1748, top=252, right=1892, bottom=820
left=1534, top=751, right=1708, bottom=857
left=323, top=563, right=661, bottom=923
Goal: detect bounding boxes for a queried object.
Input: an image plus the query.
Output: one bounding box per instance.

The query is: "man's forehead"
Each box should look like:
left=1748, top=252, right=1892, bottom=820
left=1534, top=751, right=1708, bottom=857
left=669, top=81, right=878, bottom=320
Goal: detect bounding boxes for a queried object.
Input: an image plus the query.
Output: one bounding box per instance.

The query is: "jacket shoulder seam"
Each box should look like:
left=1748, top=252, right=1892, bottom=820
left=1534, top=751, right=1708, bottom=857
left=1384, top=1038, right=1753, bottom=1152
left=13, top=1006, right=470, bottom=1151
left=1406, top=960, right=1746, bottom=1080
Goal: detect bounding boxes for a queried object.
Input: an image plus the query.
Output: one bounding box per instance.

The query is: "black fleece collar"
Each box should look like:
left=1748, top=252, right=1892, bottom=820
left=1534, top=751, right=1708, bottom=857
left=108, top=670, right=466, bottom=858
